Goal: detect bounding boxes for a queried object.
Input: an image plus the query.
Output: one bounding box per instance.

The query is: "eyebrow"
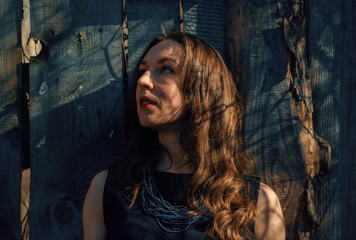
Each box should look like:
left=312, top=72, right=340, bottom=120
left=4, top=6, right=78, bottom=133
left=140, top=57, right=180, bottom=68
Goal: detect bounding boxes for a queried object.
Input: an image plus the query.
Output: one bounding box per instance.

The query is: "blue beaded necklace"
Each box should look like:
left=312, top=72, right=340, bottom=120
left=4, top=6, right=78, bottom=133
left=141, top=168, right=207, bottom=232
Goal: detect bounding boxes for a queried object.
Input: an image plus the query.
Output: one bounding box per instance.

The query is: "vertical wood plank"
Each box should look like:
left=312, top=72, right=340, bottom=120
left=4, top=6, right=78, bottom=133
left=183, top=0, right=227, bottom=60
left=227, top=0, right=307, bottom=238
left=308, top=0, right=356, bottom=239
left=29, top=0, right=123, bottom=238
left=0, top=0, right=22, bottom=239
left=126, top=0, right=180, bottom=77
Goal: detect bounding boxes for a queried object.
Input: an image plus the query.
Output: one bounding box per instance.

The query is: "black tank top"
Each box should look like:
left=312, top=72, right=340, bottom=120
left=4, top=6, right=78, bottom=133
left=103, top=170, right=260, bottom=240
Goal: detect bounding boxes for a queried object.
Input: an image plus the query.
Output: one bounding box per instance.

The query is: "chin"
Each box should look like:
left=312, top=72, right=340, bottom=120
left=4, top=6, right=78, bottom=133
left=138, top=119, right=157, bottom=129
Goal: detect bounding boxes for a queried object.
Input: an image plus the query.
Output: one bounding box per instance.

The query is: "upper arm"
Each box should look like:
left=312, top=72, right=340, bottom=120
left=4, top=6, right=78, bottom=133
left=255, top=183, right=286, bottom=240
left=83, top=170, right=108, bottom=240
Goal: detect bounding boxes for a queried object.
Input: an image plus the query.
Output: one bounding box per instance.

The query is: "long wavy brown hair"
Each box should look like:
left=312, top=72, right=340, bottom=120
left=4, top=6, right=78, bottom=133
left=108, top=31, right=257, bottom=240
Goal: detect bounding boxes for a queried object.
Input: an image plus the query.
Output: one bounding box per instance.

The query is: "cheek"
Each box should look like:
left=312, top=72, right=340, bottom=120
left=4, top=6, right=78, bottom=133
left=174, top=93, right=184, bottom=107
left=135, top=87, right=139, bottom=100
left=169, top=91, right=185, bottom=113
left=135, top=88, right=140, bottom=107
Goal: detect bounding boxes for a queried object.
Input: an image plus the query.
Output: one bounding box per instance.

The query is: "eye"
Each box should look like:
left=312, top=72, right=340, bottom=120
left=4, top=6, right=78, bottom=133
left=160, top=66, right=174, bottom=74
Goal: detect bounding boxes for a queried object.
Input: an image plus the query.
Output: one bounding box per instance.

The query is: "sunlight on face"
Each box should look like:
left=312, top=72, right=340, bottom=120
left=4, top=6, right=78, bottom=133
left=136, top=40, right=185, bottom=131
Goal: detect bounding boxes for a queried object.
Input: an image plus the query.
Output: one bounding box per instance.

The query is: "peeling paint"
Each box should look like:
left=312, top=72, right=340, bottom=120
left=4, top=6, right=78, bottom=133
left=77, top=105, right=84, bottom=112
left=107, top=79, right=121, bottom=89
left=38, top=82, right=48, bottom=95
left=109, top=129, right=114, bottom=138
left=35, top=135, right=46, bottom=148
left=26, top=92, right=31, bottom=105
left=22, top=0, right=43, bottom=63
left=279, top=0, right=332, bottom=238
left=77, top=32, right=85, bottom=43
left=278, top=0, right=314, bottom=113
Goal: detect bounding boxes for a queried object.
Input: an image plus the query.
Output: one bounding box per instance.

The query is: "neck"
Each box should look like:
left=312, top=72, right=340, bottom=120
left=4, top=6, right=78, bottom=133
left=156, top=130, right=193, bottom=174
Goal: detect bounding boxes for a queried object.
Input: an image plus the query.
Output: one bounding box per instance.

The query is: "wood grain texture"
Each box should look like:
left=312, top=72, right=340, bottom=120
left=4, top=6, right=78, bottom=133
left=183, top=0, right=227, bottom=60
left=29, top=0, right=124, bottom=238
left=279, top=1, right=331, bottom=239
left=126, top=0, right=179, bottom=78
left=307, top=0, right=356, bottom=239
left=227, top=0, right=307, bottom=238
left=0, top=0, right=22, bottom=239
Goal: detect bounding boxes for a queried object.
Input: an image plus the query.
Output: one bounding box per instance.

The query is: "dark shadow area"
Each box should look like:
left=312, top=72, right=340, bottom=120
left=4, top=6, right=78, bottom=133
left=305, top=1, right=356, bottom=239
left=0, top=129, right=22, bottom=240
left=0, top=0, right=24, bottom=239
left=20, top=63, right=31, bottom=169
left=17, top=0, right=127, bottom=238
left=28, top=83, right=124, bottom=238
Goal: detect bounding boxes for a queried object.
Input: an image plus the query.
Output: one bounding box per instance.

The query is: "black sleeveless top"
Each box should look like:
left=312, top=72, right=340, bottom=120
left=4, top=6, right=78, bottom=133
left=103, top=170, right=260, bottom=240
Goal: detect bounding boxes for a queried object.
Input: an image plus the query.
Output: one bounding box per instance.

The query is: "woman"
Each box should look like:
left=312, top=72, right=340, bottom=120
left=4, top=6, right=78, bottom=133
left=83, top=32, right=285, bottom=240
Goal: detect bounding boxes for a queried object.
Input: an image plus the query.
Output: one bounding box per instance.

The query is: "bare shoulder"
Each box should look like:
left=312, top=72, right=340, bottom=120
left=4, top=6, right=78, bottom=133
left=84, top=170, right=108, bottom=206
left=83, top=170, right=108, bottom=240
left=257, top=183, right=280, bottom=209
left=255, top=183, right=286, bottom=240
left=92, top=170, right=108, bottom=188
left=85, top=170, right=108, bottom=201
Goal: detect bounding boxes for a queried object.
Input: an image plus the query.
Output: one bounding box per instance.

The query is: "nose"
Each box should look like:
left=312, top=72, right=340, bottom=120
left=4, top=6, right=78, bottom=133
left=137, top=70, right=154, bottom=90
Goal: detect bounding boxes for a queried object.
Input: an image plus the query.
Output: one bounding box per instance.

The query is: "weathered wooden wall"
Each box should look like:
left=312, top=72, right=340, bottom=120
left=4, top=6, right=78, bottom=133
left=307, top=1, right=356, bottom=239
left=227, top=1, right=306, bottom=238
left=126, top=0, right=179, bottom=77
left=0, top=0, right=355, bottom=239
left=227, top=0, right=356, bottom=239
left=28, top=0, right=124, bottom=238
left=183, top=0, right=227, bottom=60
left=0, top=0, right=22, bottom=239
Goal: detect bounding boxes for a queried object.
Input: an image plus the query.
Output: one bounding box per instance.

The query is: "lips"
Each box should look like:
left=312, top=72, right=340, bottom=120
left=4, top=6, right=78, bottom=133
left=139, top=96, right=155, bottom=108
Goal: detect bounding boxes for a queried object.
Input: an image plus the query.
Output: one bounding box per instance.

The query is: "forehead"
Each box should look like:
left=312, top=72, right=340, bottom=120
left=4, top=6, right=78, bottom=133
left=142, top=39, right=184, bottom=64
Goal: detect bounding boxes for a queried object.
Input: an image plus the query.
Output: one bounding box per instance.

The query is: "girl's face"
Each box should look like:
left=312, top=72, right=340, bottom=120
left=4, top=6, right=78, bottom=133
left=136, top=40, right=185, bottom=131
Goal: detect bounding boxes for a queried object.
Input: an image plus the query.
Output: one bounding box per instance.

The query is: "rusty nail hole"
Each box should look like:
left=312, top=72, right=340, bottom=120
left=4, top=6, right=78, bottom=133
left=55, top=78, right=59, bottom=83
left=99, top=28, right=103, bottom=33
left=49, top=29, right=55, bottom=36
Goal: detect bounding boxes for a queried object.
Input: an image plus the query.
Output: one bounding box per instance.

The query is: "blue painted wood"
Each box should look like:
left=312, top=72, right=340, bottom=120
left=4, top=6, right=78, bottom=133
left=126, top=0, right=180, bottom=78
left=183, top=0, right=227, bottom=60
left=29, top=0, right=124, bottom=238
left=0, top=0, right=22, bottom=238
left=308, top=1, right=356, bottom=239
left=227, top=1, right=306, bottom=239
